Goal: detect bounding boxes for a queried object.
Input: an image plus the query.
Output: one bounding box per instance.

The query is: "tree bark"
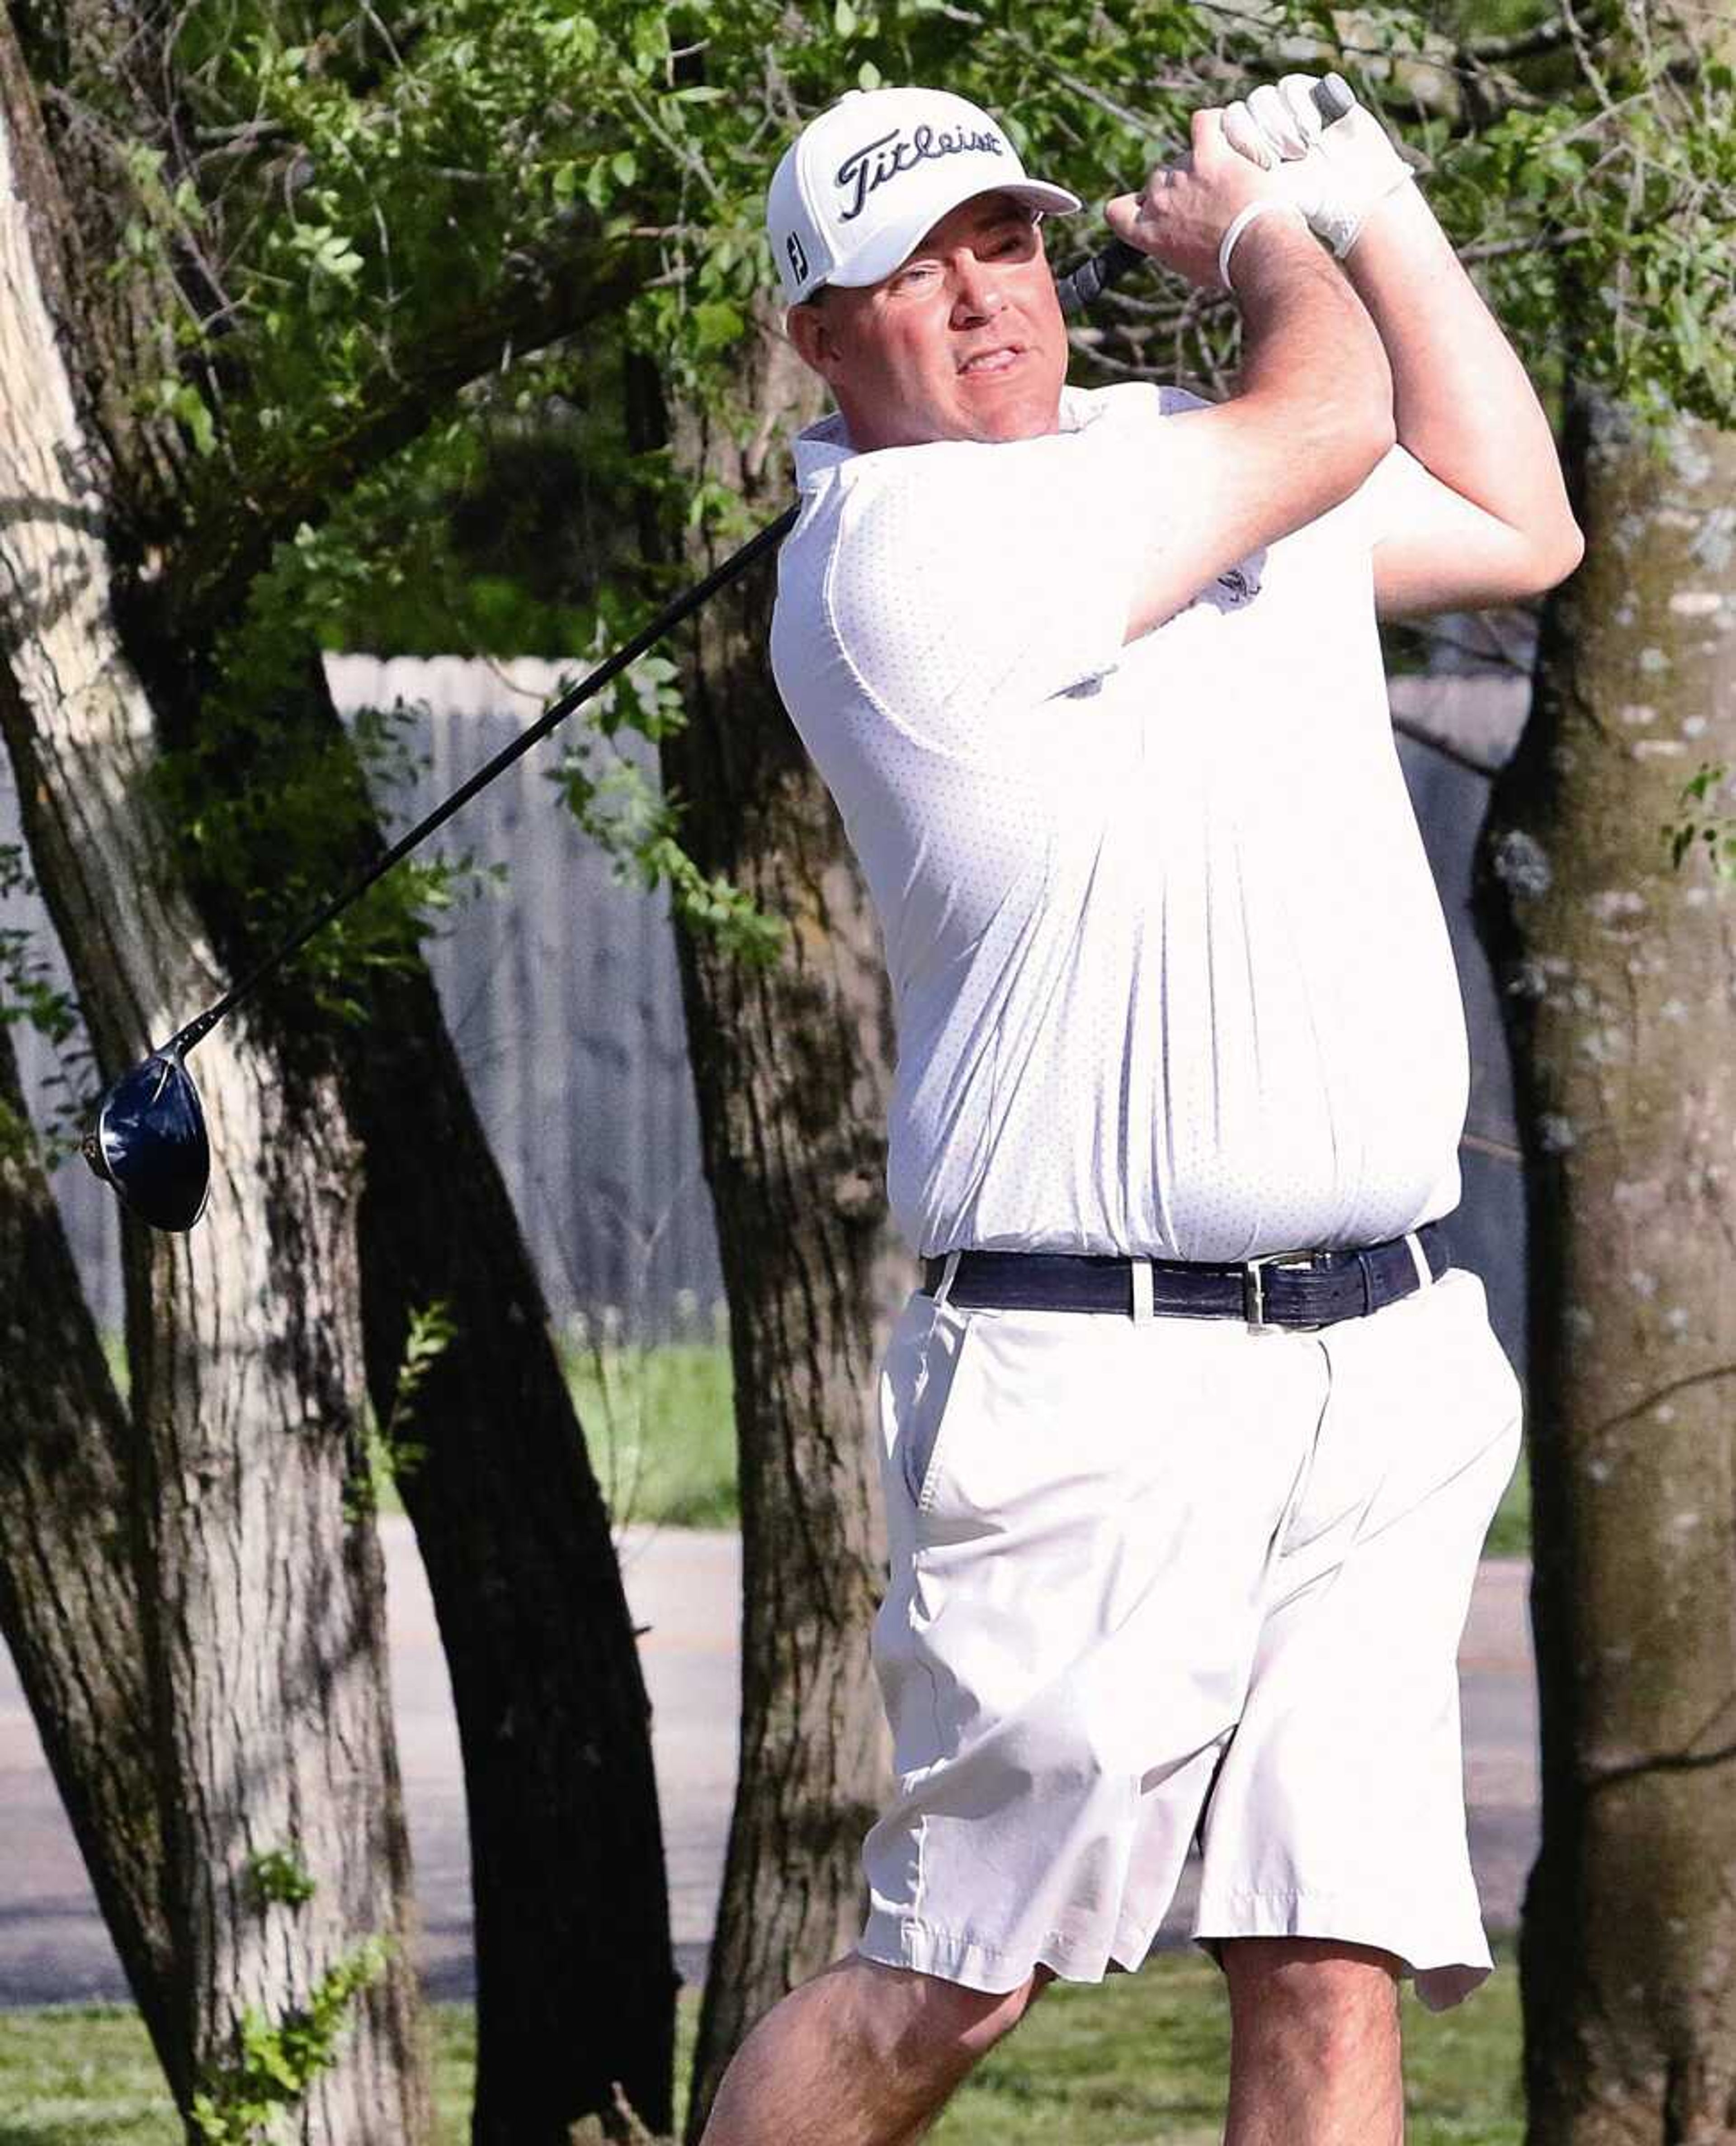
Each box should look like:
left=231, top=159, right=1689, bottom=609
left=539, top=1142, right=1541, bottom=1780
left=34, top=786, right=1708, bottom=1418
left=0, top=1026, right=182, bottom=2100
left=2, top=16, right=676, bottom=2138
left=651, top=303, right=906, bottom=2138
left=0, top=65, right=432, bottom=2136
left=347, top=954, right=677, bottom=2144
left=1482, top=391, right=1736, bottom=2141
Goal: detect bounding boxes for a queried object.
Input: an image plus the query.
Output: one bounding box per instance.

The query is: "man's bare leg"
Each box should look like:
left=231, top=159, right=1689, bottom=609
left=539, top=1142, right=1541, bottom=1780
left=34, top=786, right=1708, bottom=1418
left=698, top=1953, right=1053, bottom=2146
left=1221, top=1938, right=1404, bottom=2146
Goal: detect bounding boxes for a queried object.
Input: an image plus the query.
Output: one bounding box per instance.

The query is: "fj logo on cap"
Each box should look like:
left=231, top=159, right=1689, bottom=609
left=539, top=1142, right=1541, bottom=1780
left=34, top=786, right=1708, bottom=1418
left=786, top=231, right=809, bottom=284
left=834, top=122, right=1005, bottom=222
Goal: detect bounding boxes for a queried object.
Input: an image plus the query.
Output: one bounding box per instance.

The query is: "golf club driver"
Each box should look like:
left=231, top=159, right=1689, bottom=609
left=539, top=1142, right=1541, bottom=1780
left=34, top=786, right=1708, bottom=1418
left=84, top=75, right=1356, bottom=1233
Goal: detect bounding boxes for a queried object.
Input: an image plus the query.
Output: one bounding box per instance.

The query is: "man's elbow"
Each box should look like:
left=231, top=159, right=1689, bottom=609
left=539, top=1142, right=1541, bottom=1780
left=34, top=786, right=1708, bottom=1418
left=1364, top=403, right=1399, bottom=476
left=1290, top=386, right=1394, bottom=515
left=1326, top=401, right=1397, bottom=506
left=1344, top=343, right=1397, bottom=484
left=1537, top=515, right=1586, bottom=592
left=1514, top=513, right=1585, bottom=597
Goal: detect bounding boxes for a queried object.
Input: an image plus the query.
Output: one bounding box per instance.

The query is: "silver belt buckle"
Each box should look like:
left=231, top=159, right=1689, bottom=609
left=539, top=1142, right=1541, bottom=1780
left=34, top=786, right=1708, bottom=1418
left=1241, top=1248, right=1323, bottom=1332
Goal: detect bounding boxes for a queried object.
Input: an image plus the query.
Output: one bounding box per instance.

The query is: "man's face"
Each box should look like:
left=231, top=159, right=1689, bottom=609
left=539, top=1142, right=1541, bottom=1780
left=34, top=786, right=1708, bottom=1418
left=788, top=191, right=1068, bottom=452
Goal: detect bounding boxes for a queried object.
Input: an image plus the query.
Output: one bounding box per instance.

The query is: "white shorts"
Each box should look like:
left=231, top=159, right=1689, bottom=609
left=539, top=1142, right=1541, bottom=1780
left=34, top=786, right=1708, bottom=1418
left=857, top=1263, right=1522, bottom=2011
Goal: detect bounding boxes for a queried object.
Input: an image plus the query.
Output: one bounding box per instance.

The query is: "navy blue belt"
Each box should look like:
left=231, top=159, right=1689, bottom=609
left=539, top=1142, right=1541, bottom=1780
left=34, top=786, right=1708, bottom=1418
left=921, top=1222, right=1451, bottom=1329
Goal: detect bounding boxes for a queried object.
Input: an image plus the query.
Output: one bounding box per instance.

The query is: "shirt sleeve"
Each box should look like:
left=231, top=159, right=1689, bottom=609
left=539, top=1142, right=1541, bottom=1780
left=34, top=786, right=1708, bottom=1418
left=820, top=407, right=1176, bottom=759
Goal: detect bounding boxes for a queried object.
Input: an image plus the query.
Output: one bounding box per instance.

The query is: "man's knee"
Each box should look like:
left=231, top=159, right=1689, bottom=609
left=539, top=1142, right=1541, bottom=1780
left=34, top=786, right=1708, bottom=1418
left=827, top=1953, right=1054, bottom=2075
left=904, top=1959, right=1055, bottom=2067
left=1221, top=1938, right=1401, bottom=2063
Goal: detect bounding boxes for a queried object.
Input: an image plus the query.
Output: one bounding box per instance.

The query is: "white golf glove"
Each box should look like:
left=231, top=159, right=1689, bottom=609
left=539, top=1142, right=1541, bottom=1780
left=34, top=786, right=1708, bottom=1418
left=1221, top=73, right=1416, bottom=257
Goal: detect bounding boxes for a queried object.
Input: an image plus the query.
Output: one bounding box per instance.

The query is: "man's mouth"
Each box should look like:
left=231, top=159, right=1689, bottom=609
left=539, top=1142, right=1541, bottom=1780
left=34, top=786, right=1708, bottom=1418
left=958, top=345, right=1023, bottom=376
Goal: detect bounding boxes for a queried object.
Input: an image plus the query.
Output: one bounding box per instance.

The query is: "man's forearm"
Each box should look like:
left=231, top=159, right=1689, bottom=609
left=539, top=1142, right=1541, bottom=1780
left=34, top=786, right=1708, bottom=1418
left=1235, top=211, right=1394, bottom=465
left=1103, top=128, right=1398, bottom=640
left=1343, top=185, right=1580, bottom=556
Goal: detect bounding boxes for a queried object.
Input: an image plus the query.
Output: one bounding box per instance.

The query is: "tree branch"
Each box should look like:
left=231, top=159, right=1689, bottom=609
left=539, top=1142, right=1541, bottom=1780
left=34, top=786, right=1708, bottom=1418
left=164, top=223, right=650, bottom=639
left=1465, top=16, right=1574, bottom=62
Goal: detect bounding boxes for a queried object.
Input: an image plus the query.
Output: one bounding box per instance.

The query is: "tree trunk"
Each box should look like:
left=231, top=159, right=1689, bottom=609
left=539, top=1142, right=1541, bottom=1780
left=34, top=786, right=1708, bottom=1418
left=651, top=305, right=906, bottom=2137
left=348, top=954, right=677, bottom=2144
left=4, top=13, right=676, bottom=2136
left=0, top=45, right=430, bottom=2140
left=1482, top=392, right=1736, bottom=2141
left=0, top=1026, right=181, bottom=2099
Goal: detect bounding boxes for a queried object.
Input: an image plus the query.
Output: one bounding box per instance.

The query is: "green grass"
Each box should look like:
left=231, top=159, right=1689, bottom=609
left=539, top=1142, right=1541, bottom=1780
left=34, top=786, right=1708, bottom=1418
left=363, top=1337, right=739, bottom=1528
left=1482, top=1441, right=1531, bottom=1561
left=0, top=1949, right=1520, bottom=2145
left=563, top=1340, right=739, bottom=1530
left=0, top=2006, right=168, bottom=2146
left=0, top=2001, right=477, bottom=2145
left=930, top=1949, right=1523, bottom=2145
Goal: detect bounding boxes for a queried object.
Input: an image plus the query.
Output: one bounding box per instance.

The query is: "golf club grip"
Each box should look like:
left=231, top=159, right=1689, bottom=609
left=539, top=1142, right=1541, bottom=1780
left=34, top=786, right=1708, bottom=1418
left=1055, top=236, right=1145, bottom=317
left=1314, top=73, right=1356, bottom=123
left=1059, top=76, right=1351, bottom=317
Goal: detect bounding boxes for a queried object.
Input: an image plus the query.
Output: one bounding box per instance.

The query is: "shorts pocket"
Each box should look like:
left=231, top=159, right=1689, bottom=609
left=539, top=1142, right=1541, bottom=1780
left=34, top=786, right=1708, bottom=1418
left=900, top=1303, right=983, bottom=1512
left=1352, top=1272, right=1525, bottom=1546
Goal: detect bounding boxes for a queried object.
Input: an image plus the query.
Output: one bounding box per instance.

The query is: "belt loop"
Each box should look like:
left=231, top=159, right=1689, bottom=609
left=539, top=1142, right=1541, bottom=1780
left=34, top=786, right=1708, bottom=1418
left=1129, top=1258, right=1155, bottom=1324
left=1355, top=1248, right=1375, bottom=1316
left=931, top=1249, right=963, bottom=1311
left=1403, top=1229, right=1434, bottom=1293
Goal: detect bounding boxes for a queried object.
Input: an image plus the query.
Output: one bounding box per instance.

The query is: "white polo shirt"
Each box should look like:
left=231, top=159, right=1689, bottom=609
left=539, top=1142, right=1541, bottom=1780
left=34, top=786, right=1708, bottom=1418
left=769, top=383, right=1467, bottom=1262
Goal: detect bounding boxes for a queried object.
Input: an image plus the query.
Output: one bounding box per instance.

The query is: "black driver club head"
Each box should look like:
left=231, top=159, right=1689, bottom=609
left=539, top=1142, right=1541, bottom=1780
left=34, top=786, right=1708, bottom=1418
left=83, top=1045, right=212, bottom=1233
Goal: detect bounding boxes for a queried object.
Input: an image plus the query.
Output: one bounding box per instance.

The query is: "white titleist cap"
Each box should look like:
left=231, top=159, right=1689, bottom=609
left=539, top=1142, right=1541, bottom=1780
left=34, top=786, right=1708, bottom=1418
left=766, top=86, right=1081, bottom=307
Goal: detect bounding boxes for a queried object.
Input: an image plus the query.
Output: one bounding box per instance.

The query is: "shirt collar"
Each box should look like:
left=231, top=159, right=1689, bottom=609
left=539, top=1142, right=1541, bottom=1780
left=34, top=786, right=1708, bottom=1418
left=790, top=385, right=1100, bottom=491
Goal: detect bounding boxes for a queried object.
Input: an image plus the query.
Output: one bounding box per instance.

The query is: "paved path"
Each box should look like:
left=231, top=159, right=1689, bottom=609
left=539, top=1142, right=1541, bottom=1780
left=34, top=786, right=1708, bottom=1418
left=0, top=1526, right=1537, bottom=2005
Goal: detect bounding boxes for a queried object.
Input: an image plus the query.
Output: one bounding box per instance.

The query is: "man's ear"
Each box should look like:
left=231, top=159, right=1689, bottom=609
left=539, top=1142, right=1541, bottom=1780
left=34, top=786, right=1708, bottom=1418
left=786, top=299, right=839, bottom=380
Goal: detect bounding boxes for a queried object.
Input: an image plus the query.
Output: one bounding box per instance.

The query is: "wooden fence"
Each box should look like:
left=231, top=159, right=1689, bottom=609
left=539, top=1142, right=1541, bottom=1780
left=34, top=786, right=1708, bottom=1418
left=0, top=656, right=1527, bottom=1362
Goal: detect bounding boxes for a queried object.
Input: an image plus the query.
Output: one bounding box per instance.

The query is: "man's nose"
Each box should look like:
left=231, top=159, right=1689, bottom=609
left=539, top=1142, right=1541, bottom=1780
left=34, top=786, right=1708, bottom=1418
left=950, top=254, right=1007, bottom=322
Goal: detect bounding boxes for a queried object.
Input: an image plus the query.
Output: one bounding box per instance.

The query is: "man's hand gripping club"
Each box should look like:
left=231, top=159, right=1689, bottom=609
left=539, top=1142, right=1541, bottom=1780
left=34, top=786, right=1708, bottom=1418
left=1104, top=104, right=1311, bottom=293
left=1214, top=70, right=1585, bottom=610
left=1090, top=104, right=1395, bottom=643
left=1221, top=72, right=1416, bottom=258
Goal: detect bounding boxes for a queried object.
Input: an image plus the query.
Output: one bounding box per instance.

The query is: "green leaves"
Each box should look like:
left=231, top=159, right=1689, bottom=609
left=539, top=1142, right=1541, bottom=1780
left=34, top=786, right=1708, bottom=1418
left=147, top=377, right=220, bottom=458
left=0, top=850, right=76, bottom=1051
left=689, top=298, right=745, bottom=352
left=0, top=846, right=86, bottom=1168
left=246, top=1848, right=318, bottom=1910
left=150, top=530, right=515, bottom=1027
left=549, top=729, right=786, bottom=969
left=78, top=0, right=1734, bottom=534
left=284, top=223, right=366, bottom=306
left=104, top=0, right=707, bottom=521
left=190, top=1938, right=392, bottom=2146
left=1667, top=763, right=1736, bottom=875
left=88, top=0, right=1730, bottom=998
left=1427, top=28, right=1735, bottom=426
left=349, top=1298, right=457, bottom=1516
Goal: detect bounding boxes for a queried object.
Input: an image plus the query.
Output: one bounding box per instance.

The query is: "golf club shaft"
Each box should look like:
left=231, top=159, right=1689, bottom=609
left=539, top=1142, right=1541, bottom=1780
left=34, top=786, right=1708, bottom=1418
left=165, top=70, right=1370, bottom=1060
left=170, top=504, right=799, bottom=1056
left=166, top=235, right=1152, bottom=1060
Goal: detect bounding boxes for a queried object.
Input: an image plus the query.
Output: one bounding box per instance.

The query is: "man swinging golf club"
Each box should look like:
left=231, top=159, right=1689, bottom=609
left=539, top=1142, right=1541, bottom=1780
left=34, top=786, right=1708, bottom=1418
left=698, top=76, right=1581, bottom=2145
